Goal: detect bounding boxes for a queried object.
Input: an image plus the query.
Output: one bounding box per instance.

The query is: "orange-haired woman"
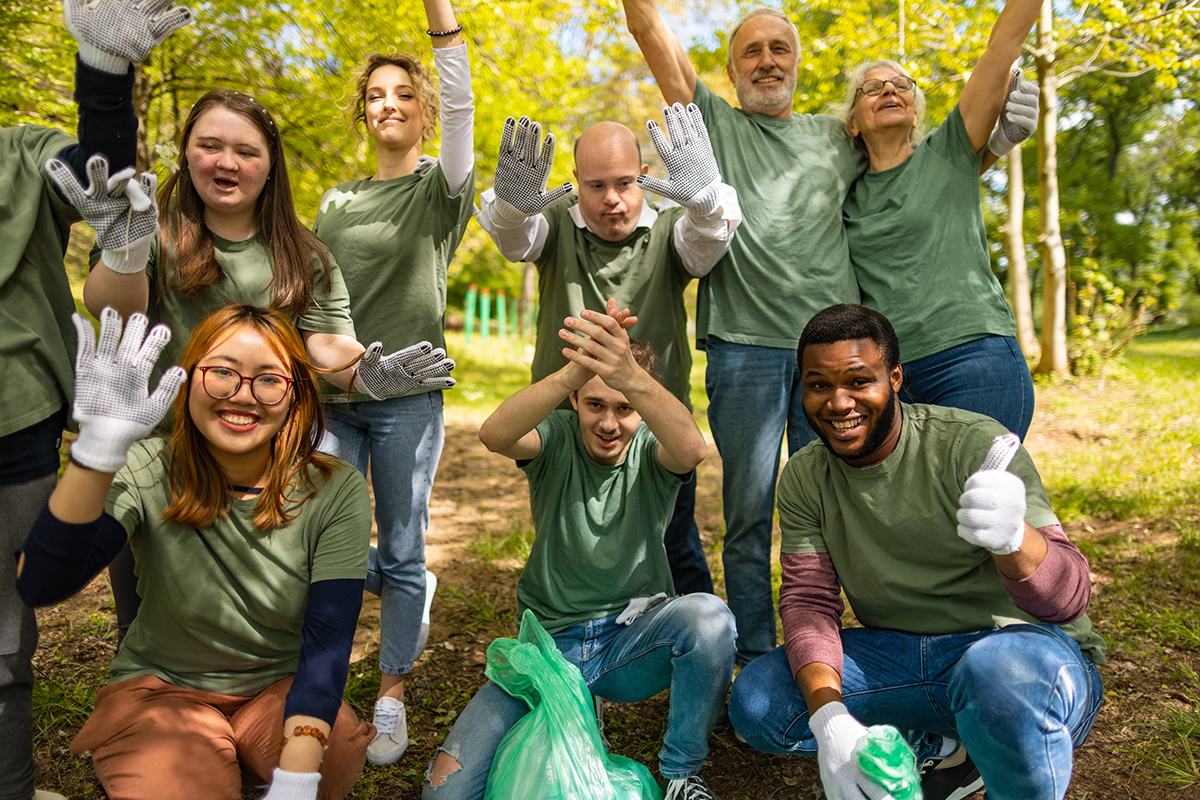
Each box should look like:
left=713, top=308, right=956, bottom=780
left=18, top=305, right=375, bottom=800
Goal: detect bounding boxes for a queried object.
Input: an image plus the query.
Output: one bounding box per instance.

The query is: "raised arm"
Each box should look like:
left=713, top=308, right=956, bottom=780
left=959, top=0, right=1042, bottom=152
left=425, top=0, right=474, bottom=195
left=562, top=299, right=706, bottom=473
left=622, top=0, right=698, bottom=105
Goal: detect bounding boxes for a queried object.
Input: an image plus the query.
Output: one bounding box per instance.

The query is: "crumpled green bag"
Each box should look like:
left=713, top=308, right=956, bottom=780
left=483, top=609, right=663, bottom=800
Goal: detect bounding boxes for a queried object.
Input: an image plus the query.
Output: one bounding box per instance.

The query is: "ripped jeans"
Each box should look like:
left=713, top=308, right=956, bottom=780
left=422, top=594, right=737, bottom=799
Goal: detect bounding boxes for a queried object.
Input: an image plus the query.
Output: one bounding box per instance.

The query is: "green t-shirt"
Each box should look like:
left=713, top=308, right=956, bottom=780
left=91, top=233, right=357, bottom=386
left=105, top=438, right=372, bottom=695
left=0, top=126, right=82, bottom=437
left=313, top=165, right=475, bottom=403
left=778, top=403, right=1105, bottom=664
left=533, top=202, right=693, bottom=408
left=691, top=80, right=864, bottom=350
left=843, top=106, right=1017, bottom=362
left=517, top=410, right=683, bottom=633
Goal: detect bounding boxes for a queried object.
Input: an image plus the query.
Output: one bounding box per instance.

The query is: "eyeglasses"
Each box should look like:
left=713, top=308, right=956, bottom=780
left=195, top=365, right=294, bottom=405
left=856, top=76, right=916, bottom=97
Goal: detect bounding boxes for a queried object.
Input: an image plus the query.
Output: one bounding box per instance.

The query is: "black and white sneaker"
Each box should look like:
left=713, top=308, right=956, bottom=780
left=664, top=775, right=718, bottom=800
left=920, top=751, right=985, bottom=800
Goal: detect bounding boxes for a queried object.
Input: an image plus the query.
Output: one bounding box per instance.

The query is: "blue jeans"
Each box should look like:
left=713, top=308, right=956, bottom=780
left=664, top=473, right=713, bottom=595
left=704, top=338, right=815, bottom=665
left=901, top=336, right=1035, bottom=440
left=422, top=594, right=737, bottom=799
left=321, top=392, right=445, bottom=675
left=729, top=624, right=1104, bottom=800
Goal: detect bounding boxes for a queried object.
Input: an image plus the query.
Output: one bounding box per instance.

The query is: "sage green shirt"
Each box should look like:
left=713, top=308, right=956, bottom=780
left=533, top=202, right=693, bottom=408
left=844, top=106, right=1017, bottom=362
left=0, top=126, right=82, bottom=437
left=691, top=80, right=864, bottom=349
left=517, top=410, right=683, bottom=633
left=778, top=403, right=1106, bottom=664
left=90, top=233, right=356, bottom=386
left=313, top=165, right=475, bottom=404
left=106, top=439, right=372, bottom=695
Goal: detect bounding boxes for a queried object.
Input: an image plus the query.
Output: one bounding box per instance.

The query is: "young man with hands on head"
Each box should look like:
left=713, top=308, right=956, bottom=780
left=727, top=304, right=1105, bottom=800
left=423, top=299, right=736, bottom=800
left=477, top=102, right=740, bottom=597
left=2, top=1, right=191, bottom=798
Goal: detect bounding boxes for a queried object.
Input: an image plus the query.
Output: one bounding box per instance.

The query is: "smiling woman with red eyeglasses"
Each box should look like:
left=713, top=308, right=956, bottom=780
left=17, top=304, right=374, bottom=800
left=835, top=0, right=1045, bottom=441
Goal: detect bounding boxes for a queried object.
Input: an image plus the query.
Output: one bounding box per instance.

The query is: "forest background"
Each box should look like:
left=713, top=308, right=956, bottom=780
left=4, top=0, right=1200, bottom=376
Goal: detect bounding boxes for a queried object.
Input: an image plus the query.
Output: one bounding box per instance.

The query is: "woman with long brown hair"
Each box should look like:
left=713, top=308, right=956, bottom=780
left=311, top=0, right=473, bottom=764
left=18, top=304, right=376, bottom=800
left=81, top=87, right=454, bottom=641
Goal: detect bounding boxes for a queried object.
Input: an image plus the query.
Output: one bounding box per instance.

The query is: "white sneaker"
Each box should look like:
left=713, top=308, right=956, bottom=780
left=366, top=696, right=409, bottom=765
left=34, top=792, right=68, bottom=800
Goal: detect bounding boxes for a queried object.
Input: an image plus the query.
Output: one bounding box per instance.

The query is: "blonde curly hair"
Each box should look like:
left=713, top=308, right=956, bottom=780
left=350, top=53, right=440, bottom=145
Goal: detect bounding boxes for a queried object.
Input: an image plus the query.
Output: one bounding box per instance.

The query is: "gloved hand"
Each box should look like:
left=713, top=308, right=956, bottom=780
left=988, top=68, right=1040, bottom=157
left=491, top=115, right=575, bottom=221
left=258, top=767, right=320, bottom=800
left=64, top=0, right=194, bottom=74
left=413, top=154, right=438, bottom=176
left=637, top=102, right=722, bottom=217
left=70, top=308, right=186, bottom=473
left=956, top=432, right=1026, bottom=554
left=47, top=154, right=158, bottom=275
left=809, top=702, right=892, bottom=800
left=352, top=341, right=456, bottom=400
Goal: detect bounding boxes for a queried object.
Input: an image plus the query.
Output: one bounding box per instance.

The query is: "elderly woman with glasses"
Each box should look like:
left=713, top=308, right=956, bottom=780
left=837, top=0, right=1043, bottom=440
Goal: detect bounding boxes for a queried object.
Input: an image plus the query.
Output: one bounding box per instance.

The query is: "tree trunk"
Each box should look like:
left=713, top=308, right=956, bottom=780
left=1034, top=0, right=1069, bottom=376
left=1005, top=146, right=1039, bottom=358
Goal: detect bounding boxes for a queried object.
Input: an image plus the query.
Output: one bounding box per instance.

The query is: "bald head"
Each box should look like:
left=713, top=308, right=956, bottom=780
left=572, top=121, right=648, bottom=242
left=574, top=121, right=642, bottom=167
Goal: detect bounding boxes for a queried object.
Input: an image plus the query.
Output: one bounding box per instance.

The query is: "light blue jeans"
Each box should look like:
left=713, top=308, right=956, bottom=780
left=901, top=336, right=1036, bottom=440
left=322, top=391, right=445, bottom=675
left=422, top=594, right=737, bottom=799
left=729, top=624, right=1104, bottom=800
left=704, top=337, right=816, bottom=666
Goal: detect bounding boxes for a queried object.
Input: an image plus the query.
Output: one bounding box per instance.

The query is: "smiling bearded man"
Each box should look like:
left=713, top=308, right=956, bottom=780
left=727, top=303, right=1106, bottom=800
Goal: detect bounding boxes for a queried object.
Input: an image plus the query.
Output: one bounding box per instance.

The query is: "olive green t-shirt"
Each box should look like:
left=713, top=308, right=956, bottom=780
left=691, top=80, right=864, bottom=350
left=843, top=106, right=1017, bottom=362
left=517, top=410, right=683, bottom=633
left=778, top=403, right=1105, bottom=664
left=313, top=165, right=475, bottom=404
left=105, top=439, right=372, bottom=695
left=533, top=202, right=693, bottom=408
left=90, top=233, right=356, bottom=386
left=0, top=126, right=82, bottom=437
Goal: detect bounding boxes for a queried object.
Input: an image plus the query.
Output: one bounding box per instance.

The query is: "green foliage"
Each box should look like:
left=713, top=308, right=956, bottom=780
left=1068, top=264, right=1151, bottom=377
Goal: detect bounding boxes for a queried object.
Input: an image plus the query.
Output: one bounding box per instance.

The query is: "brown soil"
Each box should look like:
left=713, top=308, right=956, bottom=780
left=32, top=421, right=1199, bottom=799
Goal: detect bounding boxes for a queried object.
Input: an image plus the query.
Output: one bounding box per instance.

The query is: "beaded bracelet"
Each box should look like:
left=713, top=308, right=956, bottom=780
left=427, top=24, right=463, bottom=36
left=280, top=724, right=328, bottom=753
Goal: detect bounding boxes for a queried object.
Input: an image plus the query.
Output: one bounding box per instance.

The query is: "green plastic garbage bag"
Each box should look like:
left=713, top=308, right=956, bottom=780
left=483, top=609, right=663, bottom=800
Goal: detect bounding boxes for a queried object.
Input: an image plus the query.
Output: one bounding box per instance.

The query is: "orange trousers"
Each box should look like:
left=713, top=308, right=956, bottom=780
left=71, top=674, right=374, bottom=800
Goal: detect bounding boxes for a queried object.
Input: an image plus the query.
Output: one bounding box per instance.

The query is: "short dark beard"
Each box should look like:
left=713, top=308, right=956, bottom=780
left=806, top=386, right=899, bottom=463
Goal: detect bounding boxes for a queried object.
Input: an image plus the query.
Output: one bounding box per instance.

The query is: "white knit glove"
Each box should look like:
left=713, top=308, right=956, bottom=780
left=413, top=154, right=438, bottom=176
left=809, top=702, right=893, bottom=800
left=956, top=433, right=1027, bottom=554
left=492, top=115, right=574, bottom=219
left=258, top=768, right=320, bottom=800
left=47, top=154, right=158, bottom=275
left=352, top=341, right=456, bottom=400
left=64, top=0, right=194, bottom=74
left=988, top=68, right=1040, bottom=157
left=70, top=309, right=185, bottom=472
left=637, top=102, right=722, bottom=217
